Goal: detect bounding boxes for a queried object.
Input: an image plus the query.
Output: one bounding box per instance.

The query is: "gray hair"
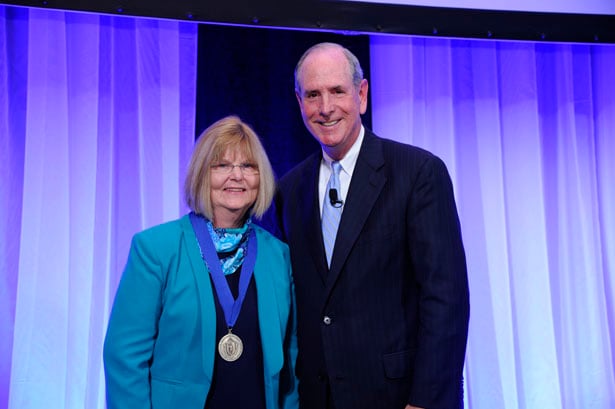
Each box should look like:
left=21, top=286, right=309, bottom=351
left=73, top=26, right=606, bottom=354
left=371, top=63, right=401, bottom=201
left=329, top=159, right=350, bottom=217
left=294, top=42, right=364, bottom=94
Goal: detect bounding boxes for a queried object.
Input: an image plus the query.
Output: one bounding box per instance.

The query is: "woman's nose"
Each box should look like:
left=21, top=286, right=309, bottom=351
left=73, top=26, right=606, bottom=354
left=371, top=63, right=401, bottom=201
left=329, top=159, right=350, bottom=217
left=230, top=165, right=244, bottom=178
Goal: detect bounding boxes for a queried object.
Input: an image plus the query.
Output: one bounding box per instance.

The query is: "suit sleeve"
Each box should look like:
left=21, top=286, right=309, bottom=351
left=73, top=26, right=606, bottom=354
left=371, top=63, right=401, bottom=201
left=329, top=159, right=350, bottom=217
left=256, top=192, right=286, bottom=243
left=103, top=233, right=165, bottom=409
left=407, top=155, right=470, bottom=409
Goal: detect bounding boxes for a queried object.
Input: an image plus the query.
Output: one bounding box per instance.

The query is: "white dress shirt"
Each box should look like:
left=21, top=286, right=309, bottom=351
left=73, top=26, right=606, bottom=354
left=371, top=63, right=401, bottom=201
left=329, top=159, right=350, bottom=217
left=318, top=126, right=365, bottom=216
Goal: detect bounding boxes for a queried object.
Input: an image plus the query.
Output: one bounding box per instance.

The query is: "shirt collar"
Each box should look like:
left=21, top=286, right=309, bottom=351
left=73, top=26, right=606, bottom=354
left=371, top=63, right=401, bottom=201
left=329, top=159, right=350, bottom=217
left=322, top=125, right=365, bottom=176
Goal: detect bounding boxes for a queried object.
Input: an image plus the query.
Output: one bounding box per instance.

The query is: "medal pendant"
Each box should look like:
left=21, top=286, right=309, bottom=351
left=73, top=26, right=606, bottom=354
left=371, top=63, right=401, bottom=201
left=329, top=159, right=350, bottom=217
left=218, top=330, right=243, bottom=362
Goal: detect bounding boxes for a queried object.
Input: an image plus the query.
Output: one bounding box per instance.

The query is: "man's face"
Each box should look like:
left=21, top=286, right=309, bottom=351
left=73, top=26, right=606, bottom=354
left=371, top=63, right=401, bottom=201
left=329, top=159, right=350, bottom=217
left=295, top=47, right=368, bottom=160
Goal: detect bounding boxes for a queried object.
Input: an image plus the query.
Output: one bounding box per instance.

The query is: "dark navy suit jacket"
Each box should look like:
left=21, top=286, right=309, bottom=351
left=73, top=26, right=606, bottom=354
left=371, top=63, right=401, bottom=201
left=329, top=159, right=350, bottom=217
left=269, top=129, right=470, bottom=409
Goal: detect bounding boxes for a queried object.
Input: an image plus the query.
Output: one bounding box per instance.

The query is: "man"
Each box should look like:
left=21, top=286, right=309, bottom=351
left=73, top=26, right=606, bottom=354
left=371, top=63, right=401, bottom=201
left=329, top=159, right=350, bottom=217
left=270, top=42, right=470, bottom=409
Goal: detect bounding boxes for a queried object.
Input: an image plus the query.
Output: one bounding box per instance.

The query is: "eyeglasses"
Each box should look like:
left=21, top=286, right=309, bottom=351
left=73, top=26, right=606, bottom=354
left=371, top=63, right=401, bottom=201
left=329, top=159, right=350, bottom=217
left=211, top=162, right=259, bottom=175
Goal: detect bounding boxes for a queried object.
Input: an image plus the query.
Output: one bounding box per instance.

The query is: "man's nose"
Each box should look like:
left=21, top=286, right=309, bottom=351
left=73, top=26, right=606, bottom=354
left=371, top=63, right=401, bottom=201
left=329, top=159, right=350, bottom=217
left=319, top=94, right=334, bottom=115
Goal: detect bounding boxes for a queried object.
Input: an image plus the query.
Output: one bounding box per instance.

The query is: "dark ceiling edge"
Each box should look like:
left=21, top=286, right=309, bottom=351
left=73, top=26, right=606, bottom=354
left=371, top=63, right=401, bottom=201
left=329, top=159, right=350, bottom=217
left=2, top=0, right=614, bottom=43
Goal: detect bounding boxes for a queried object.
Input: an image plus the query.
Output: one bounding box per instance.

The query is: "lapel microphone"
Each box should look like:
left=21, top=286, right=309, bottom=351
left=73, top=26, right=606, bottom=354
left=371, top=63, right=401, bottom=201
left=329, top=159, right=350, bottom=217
left=329, top=189, right=344, bottom=208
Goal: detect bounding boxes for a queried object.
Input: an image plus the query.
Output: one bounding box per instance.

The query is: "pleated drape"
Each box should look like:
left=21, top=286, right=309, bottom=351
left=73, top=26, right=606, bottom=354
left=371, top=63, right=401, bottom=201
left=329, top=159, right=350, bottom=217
left=0, top=6, right=197, bottom=408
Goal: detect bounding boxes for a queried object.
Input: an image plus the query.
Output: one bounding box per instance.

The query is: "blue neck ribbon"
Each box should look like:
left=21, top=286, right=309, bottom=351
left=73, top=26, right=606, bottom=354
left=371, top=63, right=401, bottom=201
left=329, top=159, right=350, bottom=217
left=189, top=212, right=257, bottom=329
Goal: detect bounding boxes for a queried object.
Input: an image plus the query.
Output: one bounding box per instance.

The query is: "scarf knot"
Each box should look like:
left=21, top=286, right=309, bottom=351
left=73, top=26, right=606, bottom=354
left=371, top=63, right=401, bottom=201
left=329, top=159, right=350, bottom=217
left=206, top=217, right=252, bottom=275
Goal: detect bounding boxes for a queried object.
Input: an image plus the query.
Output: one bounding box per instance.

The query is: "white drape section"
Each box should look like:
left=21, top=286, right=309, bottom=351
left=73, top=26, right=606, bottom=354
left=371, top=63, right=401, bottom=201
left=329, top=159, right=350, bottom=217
left=370, top=35, right=615, bottom=409
left=0, top=6, right=197, bottom=408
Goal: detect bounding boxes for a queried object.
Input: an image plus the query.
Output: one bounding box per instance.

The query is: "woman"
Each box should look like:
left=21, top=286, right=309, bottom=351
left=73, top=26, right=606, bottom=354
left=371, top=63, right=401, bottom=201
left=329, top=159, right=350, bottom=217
left=103, top=116, right=298, bottom=409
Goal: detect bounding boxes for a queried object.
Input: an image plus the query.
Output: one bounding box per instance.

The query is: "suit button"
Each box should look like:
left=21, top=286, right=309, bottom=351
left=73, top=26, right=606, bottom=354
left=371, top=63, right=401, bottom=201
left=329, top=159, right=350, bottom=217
left=323, top=316, right=332, bottom=325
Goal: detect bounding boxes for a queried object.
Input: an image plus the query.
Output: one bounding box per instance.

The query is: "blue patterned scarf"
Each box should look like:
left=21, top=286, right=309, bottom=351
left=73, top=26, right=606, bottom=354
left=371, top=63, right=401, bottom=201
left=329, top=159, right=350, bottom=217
left=206, top=218, right=252, bottom=275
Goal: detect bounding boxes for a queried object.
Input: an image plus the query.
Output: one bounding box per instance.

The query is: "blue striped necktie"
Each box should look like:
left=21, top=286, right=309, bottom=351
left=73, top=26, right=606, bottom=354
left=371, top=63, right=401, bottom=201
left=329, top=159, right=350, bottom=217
left=322, top=161, right=343, bottom=267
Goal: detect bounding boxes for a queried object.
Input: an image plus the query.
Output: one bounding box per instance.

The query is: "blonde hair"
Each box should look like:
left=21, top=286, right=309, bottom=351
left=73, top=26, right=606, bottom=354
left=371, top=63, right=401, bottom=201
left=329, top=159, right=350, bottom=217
left=184, top=115, right=276, bottom=221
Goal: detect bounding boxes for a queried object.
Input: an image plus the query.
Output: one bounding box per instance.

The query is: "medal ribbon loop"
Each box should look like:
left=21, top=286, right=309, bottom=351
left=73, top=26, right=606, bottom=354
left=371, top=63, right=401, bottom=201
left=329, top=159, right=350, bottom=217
left=190, top=212, right=257, bottom=330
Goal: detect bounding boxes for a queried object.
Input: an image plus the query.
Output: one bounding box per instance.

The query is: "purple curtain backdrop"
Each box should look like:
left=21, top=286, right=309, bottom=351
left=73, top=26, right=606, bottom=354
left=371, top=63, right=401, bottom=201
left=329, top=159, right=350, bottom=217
left=1, top=4, right=614, bottom=409
left=370, top=35, right=615, bottom=408
left=0, top=5, right=197, bottom=408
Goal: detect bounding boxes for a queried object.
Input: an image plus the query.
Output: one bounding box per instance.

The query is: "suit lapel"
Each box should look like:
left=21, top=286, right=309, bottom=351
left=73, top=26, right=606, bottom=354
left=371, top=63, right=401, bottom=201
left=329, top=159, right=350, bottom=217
left=298, top=153, right=330, bottom=283
left=181, top=215, right=217, bottom=382
left=326, top=132, right=386, bottom=289
left=253, top=228, right=283, bottom=376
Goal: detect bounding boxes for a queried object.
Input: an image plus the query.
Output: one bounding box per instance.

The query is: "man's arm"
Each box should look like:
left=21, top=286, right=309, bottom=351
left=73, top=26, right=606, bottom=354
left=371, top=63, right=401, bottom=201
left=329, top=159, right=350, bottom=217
left=406, top=154, right=470, bottom=408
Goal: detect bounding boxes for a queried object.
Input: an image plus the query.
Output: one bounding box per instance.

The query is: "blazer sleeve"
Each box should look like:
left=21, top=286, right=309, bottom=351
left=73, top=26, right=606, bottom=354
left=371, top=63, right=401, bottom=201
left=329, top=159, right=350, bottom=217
left=103, top=232, right=166, bottom=409
left=407, top=155, right=470, bottom=408
left=279, top=261, right=299, bottom=409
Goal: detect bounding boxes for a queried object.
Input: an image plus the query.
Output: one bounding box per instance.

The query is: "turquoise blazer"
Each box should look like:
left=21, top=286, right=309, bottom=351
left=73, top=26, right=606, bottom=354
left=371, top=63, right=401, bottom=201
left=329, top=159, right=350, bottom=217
left=104, top=214, right=298, bottom=409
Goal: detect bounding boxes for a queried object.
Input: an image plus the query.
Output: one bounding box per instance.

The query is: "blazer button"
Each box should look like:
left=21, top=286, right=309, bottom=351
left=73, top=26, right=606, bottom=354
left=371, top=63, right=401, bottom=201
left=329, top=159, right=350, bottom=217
left=323, top=316, right=332, bottom=325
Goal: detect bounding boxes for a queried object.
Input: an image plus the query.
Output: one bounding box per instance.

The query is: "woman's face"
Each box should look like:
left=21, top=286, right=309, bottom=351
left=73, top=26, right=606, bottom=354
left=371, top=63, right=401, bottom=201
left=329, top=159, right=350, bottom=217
left=209, top=148, right=260, bottom=228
